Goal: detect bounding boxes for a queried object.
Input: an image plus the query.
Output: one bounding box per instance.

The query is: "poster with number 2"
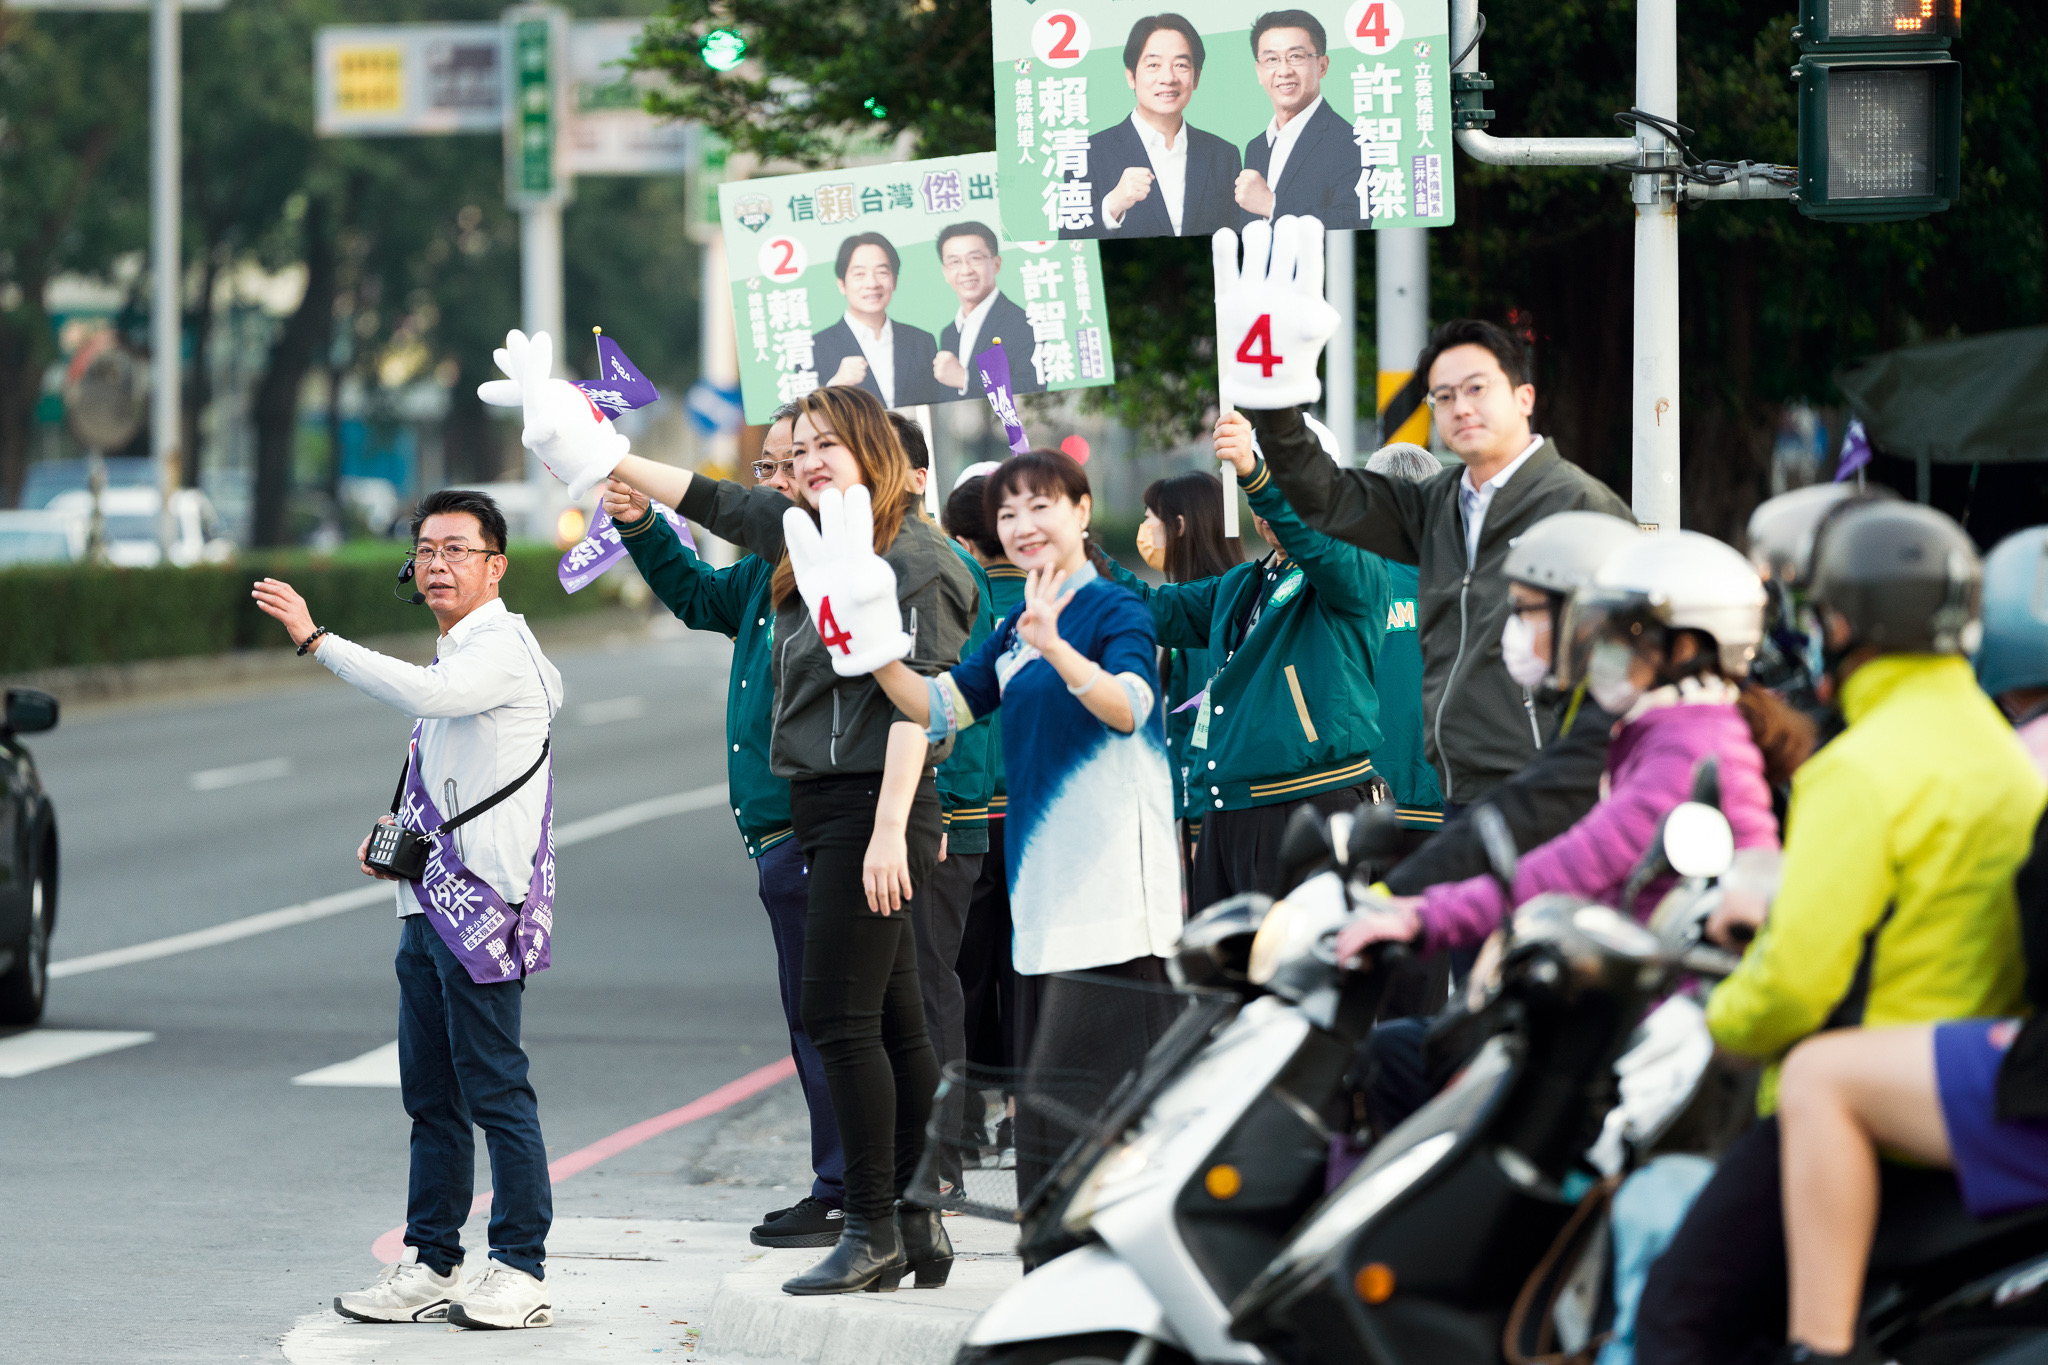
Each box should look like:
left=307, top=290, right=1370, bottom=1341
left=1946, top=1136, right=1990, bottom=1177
left=716, top=152, right=1117, bottom=425
left=992, top=0, right=1454, bottom=242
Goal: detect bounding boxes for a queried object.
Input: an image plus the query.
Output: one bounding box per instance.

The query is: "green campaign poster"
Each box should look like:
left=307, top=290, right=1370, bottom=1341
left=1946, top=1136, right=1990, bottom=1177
left=992, top=0, right=1454, bottom=242
left=716, top=152, right=1116, bottom=425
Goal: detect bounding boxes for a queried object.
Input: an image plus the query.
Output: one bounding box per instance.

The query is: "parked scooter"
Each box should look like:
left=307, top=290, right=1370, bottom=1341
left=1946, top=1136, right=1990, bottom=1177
left=954, top=810, right=1404, bottom=1365
left=1228, top=795, right=2048, bottom=1365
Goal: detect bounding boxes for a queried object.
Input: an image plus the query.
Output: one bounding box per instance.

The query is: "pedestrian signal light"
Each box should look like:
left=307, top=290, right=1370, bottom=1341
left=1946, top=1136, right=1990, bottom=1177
left=1792, top=0, right=1961, bottom=221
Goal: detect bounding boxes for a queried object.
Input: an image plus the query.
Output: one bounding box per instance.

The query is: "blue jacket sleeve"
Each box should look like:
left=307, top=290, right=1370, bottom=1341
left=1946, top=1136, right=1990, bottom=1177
left=951, top=612, right=1015, bottom=721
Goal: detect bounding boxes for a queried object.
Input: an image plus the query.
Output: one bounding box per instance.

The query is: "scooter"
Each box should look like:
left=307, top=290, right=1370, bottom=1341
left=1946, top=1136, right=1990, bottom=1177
left=1228, top=796, right=2048, bottom=1365
left=953, top=810, right=1405, bottom=1365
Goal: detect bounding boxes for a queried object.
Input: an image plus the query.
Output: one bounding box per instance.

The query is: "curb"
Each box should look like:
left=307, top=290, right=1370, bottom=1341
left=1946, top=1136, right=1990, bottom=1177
left=699, top=1228, right=1019, bottom=1365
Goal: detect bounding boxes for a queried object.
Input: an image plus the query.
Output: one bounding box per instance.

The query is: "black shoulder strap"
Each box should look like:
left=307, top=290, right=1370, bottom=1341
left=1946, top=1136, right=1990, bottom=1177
left=388, top=757, right=410, bottom=816
left=436, top=738, right=551, bottom=836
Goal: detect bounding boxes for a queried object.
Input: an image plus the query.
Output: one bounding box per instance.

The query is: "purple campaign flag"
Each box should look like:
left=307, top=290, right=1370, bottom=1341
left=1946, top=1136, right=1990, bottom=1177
left=558, top=504, right=696, bottom=594
left=974, top=343, right=1032, bottom=455
left=574, top=330, right=660, bottom=420
left=1834, top=417, right=1873, bottom=482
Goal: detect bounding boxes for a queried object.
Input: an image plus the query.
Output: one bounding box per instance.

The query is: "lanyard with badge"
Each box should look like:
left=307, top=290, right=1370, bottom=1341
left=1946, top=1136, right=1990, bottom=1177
left=1189, top=557, right=1302, bottom=750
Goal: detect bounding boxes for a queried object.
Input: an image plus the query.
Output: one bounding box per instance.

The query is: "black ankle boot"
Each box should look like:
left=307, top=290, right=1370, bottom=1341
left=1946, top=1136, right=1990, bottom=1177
left=781, top=1211, right=907, bottom=1295
left=896, top=1202, right=955, bottom=1288
left=1775, top=1341, right=1881, bottom=1365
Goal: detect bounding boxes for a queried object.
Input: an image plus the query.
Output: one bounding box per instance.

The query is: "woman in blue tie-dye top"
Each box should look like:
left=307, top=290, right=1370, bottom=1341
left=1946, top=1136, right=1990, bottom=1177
left=869, top=448, right=1183, bottom=1070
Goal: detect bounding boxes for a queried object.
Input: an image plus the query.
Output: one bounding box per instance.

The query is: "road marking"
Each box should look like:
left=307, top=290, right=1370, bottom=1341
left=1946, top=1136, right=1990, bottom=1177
left=370, top=1055, right=796, bottom=1262
left=48, top=781, right=731, bottom=981
left=0, top=1029, right=155, bottom=1078
left=189, top=756, right=293, bottom=791
left=577, top=695, right=647, bottom=726
left=292, top=1040, right=400, bottom=1087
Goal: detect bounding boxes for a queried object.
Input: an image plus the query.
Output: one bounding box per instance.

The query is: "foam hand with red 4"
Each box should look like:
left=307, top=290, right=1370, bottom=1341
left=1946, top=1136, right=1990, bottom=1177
left=781, top=485, right=912, bottom=677
left=476, top=330, right=631, bottom=499
left=1212, top=215, right=1339, bottom=411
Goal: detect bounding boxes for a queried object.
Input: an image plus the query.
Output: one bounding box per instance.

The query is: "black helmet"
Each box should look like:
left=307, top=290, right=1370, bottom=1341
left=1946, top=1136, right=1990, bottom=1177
left=1808, top=501, right=1983, bottom=658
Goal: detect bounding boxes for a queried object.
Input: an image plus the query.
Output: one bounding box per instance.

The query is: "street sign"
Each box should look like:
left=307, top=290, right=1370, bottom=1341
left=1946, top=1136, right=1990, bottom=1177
left=562, top=20, right=692, bottom=175
left=504, top=6, right=568, bottom=206
left=315, top=24, right=503, bottom=136
left=1792, top=0, right=1961, bottom=221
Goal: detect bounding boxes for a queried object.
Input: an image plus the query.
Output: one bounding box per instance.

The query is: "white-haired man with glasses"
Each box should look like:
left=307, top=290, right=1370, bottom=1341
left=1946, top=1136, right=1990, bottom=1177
left=252, top=487, right=564, bottom=1331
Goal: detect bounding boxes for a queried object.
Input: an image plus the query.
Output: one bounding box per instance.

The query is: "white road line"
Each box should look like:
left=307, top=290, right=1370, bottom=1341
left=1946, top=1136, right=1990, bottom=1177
left=292, top=1040, right=400, bottom=1087
left=0, top=1029, right=155, bottom=1078
left=48, top=781, right=731, bottom=981
left=576, top=695, right=647, bottom=726
left=189, top=756, right=293, bottom=791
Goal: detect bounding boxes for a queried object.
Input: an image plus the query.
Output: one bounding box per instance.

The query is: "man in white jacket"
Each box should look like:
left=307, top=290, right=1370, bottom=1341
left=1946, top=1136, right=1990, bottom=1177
left=254, top=488, right=563, bottom=1331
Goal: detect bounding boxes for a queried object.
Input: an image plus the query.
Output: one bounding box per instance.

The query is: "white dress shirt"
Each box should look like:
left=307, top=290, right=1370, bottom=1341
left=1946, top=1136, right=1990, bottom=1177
left=847, top=316, right=898, bottom=407
left=949, top=290, right=999, bottom=392
left=1106, top=115, right=1190, bottom=234
left=320, top=597, right=563, bottom=915
left=1261, top=107, right=1313, bottom=202
left=1458, top=434, right=1545, bottom=567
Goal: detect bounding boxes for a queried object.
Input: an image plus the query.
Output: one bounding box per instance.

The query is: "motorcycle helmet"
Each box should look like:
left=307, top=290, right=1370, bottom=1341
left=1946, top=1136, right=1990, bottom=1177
left=1499, top=512, right=1645, bottom=694
left=1976, top=527, right=2048, bottom=700
left=1744, top=484, right=1863, bottom=589
left=1556, top=531, right=1768, bottom=690
left=1808, top=500, right=1982, bottom=661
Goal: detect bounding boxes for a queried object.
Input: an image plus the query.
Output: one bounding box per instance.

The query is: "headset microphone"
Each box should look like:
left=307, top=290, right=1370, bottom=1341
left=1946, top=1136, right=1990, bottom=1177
left=395, top=558, right=426, bottom=606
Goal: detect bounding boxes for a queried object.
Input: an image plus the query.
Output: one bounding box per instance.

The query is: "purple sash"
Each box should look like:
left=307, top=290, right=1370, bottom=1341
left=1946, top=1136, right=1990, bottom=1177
left=398, top=722, right=555, bottom=984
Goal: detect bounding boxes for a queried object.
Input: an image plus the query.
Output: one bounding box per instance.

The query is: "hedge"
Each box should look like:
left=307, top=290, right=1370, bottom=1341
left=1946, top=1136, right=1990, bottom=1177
left=0, top=542, right=616, bottom=675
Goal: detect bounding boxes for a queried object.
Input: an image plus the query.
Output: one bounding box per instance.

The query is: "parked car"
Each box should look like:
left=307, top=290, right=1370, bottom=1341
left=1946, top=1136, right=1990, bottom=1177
left=0, top=510, right=85, bottom=566
left=0, top=689, right=59, bottom=1024
left=17, top=456, right=155, bottom=510
left=44, top=487, right=234, bottom=567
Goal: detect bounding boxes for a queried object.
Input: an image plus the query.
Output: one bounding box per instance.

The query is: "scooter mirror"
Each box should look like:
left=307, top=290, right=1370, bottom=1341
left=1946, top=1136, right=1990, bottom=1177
left=1276, top=805, right=1336, bottom=896
left=1663, top=801, right=1735, bottom=880
left=1474, top=804, right=1518, bottom=894
left=1343, top=801, right=1406, bottom=880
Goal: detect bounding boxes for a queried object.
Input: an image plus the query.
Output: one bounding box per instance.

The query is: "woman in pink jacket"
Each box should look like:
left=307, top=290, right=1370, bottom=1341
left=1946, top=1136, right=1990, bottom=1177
left=1346, top=530, right=1809, bottom=956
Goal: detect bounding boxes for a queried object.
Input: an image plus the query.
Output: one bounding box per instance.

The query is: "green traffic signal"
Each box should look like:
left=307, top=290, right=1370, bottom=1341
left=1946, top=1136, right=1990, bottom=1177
left=701, top=29, right=747, bottom=72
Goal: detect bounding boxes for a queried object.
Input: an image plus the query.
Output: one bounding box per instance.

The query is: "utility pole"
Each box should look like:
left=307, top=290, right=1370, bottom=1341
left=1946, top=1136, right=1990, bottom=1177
left=1448, top=0, right=1792, bottom=531
left=1375, top=227, right=1431, bottom=450
left=151, top=0, right=180, bottom=557
left=1324, top=230, right=1356, bottom=463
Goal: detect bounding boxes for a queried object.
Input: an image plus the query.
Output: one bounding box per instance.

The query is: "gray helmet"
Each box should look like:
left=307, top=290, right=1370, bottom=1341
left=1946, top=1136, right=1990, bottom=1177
left=1809, top=501, right=1983, bottom=658
left=1504, top=512, right=1644, bottom=595
left=1745, top=484, right=1860, bottom=588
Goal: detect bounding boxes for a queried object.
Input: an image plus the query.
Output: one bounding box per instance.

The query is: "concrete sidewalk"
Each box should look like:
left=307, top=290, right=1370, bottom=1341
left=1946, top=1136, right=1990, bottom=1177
left=277, top=1081, right=1019, bottom=1365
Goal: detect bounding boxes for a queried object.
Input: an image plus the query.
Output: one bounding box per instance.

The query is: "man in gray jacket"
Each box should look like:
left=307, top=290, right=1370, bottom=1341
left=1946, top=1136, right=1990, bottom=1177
left=1250, top=319, right=1633, bottom=809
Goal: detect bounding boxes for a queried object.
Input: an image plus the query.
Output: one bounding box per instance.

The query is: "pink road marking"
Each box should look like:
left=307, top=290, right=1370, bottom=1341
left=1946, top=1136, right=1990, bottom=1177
left=370, top=1055, right=798, bottom=1262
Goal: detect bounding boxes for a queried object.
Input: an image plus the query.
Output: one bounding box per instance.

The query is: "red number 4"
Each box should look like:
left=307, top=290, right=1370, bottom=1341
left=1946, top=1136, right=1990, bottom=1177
left=817, top=598, right=854, bottom=655
left=1237, top=315, right=1283, bottom=378
left=1356, top=2, right=1390, bottom=44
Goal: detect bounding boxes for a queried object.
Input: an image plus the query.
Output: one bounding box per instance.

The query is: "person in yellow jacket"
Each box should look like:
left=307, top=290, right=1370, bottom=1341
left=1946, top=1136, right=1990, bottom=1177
left=1637, top=500, right=2044, bottom=1365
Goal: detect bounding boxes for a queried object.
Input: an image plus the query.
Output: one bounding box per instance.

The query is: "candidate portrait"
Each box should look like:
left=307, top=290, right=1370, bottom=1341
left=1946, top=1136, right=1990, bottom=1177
left=931, top=223, right=1045, bottom=399
left=1234, top=10, right=1364, bottom=231
left=1060, top=14, right=1242, bottom=241
left=811, top=231, right=947, bottom=409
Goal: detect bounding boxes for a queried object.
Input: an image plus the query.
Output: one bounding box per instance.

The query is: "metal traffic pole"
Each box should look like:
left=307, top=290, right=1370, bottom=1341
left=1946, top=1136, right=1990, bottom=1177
left=151, top=0, right=181, bottom=557
left=1374, top=226, right=1430, bottom=450
left=1324, top=229, right=1356, bottom=463
left=1630, top=0, right=1681, bottom=532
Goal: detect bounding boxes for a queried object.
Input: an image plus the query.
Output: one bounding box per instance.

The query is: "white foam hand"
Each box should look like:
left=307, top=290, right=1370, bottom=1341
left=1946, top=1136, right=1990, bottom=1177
left=476, top=329, right=630, bottom=499
left=781, top=485, right=912, bottom=677
left=1212, top=215, right=1339, bottom=411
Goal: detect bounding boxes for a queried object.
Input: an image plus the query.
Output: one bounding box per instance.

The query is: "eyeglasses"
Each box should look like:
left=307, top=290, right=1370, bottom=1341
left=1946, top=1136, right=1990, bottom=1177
left=752, top=458, right=797, bottom=481
left=409, top=545, right=502, bottom=566
left=1256, top=49, right=1321, bottom=70
left=1425, top=377, right=1496, bottom=410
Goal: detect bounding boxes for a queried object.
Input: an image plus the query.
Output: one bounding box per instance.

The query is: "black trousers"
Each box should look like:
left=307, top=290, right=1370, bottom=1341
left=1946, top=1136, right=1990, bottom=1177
left=958, top=820, right=1016, bottom=1072
left=1189, top=786, right=1372, bottom=914
left=910, top=843, right=983, bottom=1195
left=789, top=774, right=944, bottom=1221
left=1635, top=1117, right=1786, bottom=1365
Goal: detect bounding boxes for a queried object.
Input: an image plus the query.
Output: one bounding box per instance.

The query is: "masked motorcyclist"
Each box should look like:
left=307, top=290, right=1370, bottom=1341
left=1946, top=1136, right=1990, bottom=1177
left=1636, top=501, right=2046, bottom=1365
left=1753, top=524, right=2048, bottom=1365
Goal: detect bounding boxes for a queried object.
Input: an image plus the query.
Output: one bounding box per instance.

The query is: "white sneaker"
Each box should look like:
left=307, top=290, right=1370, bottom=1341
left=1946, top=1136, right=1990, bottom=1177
left=447, top=1261, right=553, bottom=1330
left=334, top=1247, right=465, bottom=1323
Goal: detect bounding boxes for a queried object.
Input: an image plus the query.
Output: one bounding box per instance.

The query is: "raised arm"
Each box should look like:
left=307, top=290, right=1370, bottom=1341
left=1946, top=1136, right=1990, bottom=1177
left=607, top=483, right=751, bottom=636
left=1245, top=405, right=1430, bottom=565
left=1241, top=453, right=1393, bottom=619
left=1101, top=553, right=1223, bottom=650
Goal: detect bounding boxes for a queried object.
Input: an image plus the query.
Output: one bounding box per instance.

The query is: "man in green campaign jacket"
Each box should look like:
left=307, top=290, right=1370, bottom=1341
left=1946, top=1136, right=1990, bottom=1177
left=1109, top=412, right=1393, bottom=910
left=1361, top=443, right=1446, bottom=832
left=603, top=409, right=846, bottom=1251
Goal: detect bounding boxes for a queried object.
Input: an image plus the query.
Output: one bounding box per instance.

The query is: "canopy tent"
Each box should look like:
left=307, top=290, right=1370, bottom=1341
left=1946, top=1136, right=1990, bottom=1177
left=1834, top=326, right=2048, bottom=501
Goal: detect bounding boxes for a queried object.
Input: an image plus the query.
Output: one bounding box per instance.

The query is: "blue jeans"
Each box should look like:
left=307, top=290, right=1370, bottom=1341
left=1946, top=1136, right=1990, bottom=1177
left=396, top=914, right=551, bottom=1279
left=757, top=838, right=846, bottom=1207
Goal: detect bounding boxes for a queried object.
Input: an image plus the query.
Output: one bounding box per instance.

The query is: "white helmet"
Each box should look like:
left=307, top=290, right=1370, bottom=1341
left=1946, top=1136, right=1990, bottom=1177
left=1504, top=512, right=1644, bottom=595
left=1563, top=531, right=1768, bottom=682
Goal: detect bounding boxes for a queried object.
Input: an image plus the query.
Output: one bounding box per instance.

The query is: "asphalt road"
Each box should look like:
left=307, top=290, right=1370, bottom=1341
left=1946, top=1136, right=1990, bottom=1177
left=0, top=618, right=803, bottom=1362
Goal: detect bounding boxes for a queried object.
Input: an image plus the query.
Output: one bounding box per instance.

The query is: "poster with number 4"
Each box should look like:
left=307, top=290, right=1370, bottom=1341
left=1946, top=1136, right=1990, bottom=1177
left=716, top=152, right=1116, bottom=425
left=992, top=0, right=1453, bottom=242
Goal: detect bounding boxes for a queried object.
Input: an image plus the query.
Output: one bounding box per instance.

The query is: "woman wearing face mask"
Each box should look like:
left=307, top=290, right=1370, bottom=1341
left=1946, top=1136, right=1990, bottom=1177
left=601, top=385, right=979, bottom=1297
left=1341, top=530, right=1804, bottom=959
left=1135, top=472, right=1239, bottom=864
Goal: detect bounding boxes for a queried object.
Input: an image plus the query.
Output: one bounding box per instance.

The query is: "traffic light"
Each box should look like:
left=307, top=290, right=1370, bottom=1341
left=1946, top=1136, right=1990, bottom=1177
left=1792, top=0, right=1961, bottom=222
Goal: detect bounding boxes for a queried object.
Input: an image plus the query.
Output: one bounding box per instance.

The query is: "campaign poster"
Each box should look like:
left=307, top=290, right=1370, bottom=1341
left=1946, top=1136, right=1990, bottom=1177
left=716, top=153, right=1117, bottom=424
left=992, top=0, right=1455, bottom=242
